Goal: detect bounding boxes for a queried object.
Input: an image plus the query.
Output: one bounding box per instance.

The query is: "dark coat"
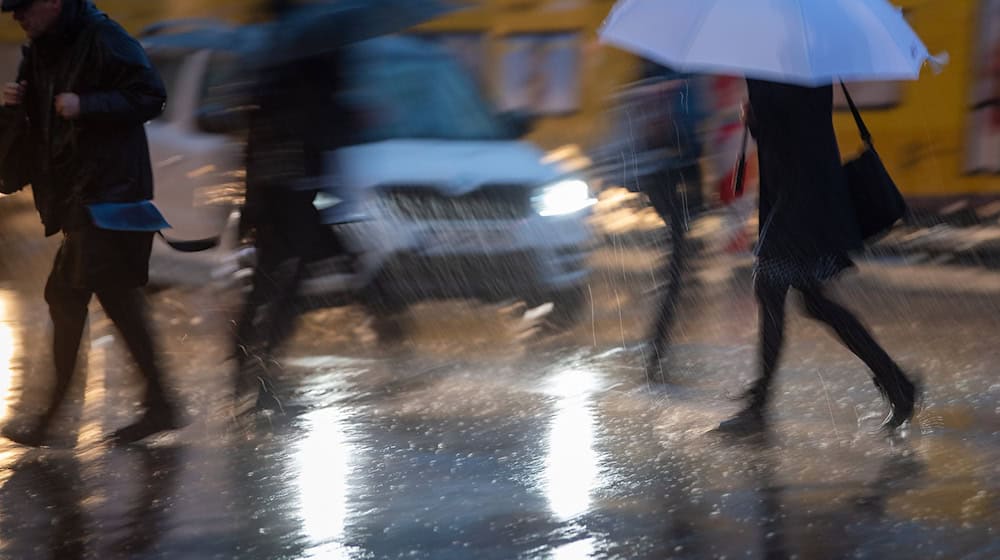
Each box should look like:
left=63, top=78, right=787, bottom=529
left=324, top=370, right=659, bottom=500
left=0, top=0, right=166, bottom=236
left=240, top=50, right=354, bottom=262
left=747, top=79, right=863, bottom=261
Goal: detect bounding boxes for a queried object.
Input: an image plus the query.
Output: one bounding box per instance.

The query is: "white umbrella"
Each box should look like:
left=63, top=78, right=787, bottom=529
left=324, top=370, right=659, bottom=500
left=599, top=0, right=943, bottom=86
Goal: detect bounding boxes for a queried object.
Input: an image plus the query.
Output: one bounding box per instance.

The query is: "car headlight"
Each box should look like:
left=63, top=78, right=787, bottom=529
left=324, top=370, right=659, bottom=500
left=532, top=179, right=596, bottom=217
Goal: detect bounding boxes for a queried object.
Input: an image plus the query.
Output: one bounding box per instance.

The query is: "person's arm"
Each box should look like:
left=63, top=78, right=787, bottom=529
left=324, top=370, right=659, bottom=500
left=74, top=22, right=166, bottom=123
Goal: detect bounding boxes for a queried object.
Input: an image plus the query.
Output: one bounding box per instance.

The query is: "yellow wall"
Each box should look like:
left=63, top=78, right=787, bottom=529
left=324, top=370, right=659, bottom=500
left=2, top=0, right=993, bottom=197
left=433, top=0, right=1000, bottom=197
left=417, top=0, right=640, bottom=150
left=0, top=0, right=262, bottom=42
left=833, top=0, right=999, bottom=197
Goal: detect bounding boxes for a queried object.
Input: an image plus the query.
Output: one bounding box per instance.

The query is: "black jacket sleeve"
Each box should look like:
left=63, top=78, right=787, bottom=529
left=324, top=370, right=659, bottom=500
left=79, top=21, right=166, bottom=123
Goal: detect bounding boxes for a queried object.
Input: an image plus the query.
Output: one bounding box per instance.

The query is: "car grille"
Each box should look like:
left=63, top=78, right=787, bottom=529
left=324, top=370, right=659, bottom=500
left=380, top=186, right=532, bottom=221
left=378, top=251, right=539, bottom=300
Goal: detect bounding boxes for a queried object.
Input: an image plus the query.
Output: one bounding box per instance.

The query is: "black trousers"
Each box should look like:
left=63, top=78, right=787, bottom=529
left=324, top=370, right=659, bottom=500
left=233, top=186, right=346, bottom=378
left=644, top=164, right=702, bottom=366
left=42, top=229, right=170, bottom=426
left=750, top=275, right=912, bottom=409
left=233, top=245, right=307, bottom=373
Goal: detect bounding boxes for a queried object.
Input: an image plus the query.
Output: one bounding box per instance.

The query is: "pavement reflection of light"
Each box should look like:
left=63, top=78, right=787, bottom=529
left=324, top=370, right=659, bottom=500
left=543, top=368, right=601, bottom=523
left=0, top=294, right=17, bottom=423
left=552, top=538, right=596, bottom=560
left=295, top=407, right=354, bottom=559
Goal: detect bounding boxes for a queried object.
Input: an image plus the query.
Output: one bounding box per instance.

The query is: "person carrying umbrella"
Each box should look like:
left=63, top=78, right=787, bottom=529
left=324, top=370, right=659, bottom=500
left=232, top=0, right=360, bottom=414
left=716, top=79, right=918, bottom=434
left=232, top=0, right=461, bottom=414
left=601, top=0, right=936, bottom=433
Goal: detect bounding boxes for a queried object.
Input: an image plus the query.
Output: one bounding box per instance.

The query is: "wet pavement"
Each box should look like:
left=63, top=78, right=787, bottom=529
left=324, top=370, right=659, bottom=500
left=0, top=193, right=998, bottom=559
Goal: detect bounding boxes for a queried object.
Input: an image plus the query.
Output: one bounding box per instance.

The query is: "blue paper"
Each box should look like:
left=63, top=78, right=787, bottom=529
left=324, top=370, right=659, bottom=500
left=86, top=201, right=171, bottom=232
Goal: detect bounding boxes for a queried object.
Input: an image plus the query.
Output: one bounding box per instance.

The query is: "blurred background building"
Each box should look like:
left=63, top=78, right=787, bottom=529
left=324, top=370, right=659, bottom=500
left=0, top=0, right=997, bottom=209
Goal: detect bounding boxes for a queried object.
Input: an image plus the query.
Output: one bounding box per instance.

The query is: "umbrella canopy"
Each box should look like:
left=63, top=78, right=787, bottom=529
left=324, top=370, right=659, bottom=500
left=599, top=0, right=940, bottom=86
left=263, top=0, right=467, bottom=66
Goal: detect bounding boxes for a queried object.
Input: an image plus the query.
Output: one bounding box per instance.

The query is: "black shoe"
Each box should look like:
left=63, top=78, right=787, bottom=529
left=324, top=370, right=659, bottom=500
left=234, top=377, right=285, bottom=418
left=715, top=406, right=767, bottom=436
left=879, top=378, right=921, bottom=433
left=254, top=386, right=285, bottom=414
left=1, top=421, right=48, bottom=447
left=109, top=407, right=183, bottom=446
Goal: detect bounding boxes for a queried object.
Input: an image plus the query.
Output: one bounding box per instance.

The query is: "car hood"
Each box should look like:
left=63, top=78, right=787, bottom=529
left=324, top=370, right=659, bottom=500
left=334, top=140, right=569, bottom=195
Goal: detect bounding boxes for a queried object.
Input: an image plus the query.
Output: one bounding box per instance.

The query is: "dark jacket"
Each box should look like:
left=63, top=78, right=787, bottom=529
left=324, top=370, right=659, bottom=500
left=747, top=79, right=863, bottom=260
left=240, top=49, right=355, bottom=261
left=0, top=0, right=166, bottom=236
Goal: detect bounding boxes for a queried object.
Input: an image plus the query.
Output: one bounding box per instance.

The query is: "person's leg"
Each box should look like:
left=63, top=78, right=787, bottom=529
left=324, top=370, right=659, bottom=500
left=2, top=242, right=91, bottom=446
left=716, top=275, right=789, bottom=434
left=245, top=257, right=307, bottom=414
left=646, top=175, right=691, bottom=380
left=97, top=288, right=183, bottom=444
left=43, top=290, right=91, bottom=419
left=800, top=283, right=918, bottom=430
left=96, top=288, right=174, bottom=412
left=233, top=254, right=283, bottom=369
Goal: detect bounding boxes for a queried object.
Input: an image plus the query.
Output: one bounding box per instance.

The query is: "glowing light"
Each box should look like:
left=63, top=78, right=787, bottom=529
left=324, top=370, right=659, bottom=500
left=533, top=180, right=596, bottom=217
left=0, top=294, right=18, bottom=424
left=295, top=406, right=354, bottom=559
left=552, top=538, right=596, bottom=560
left=543, top=369, right=600, bottom=521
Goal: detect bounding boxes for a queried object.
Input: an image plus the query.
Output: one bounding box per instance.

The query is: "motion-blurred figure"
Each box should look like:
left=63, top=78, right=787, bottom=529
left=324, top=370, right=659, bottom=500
left=0, top=0, right=181, bottom=446
left=632, top=62, right=706, bottom=381
left=232, top=0, right=358, bottom=414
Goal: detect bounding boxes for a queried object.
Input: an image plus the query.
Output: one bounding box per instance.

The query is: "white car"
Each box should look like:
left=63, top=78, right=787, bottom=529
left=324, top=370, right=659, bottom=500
left=141, top=22, right=595, bottom=324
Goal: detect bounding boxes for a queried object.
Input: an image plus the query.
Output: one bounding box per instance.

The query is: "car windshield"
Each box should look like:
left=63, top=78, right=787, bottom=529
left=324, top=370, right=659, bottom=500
left=350, top=50, right=514, bottom=142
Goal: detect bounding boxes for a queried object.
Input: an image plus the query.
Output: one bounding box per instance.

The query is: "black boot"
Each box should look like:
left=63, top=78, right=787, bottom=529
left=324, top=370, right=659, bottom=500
left=234, top=373, right=285, bottom=418
left=109, top=404, right=183, bottom=446
left=878, top=375, right=920, bottom=433
left=716, top=404, right=767, bottom=436
left=715, top=384, right=768, bottom=436
left=1, top=419, right=49, bottom=447
left=253, top=376, right=285, bottom=414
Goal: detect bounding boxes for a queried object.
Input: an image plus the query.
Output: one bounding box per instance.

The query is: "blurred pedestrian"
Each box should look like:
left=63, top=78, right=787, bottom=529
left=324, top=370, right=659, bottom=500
left=0, top=0, right=182, bottom=446
left=636, top=62, right=706, bottom=381
left=716, top=80, right=919, bottom=435
left=232, top=1, right=358, bottom=414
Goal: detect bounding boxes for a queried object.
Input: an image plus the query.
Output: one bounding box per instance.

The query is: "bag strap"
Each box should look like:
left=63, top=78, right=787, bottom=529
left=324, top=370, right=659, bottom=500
left=732, top=122, right=749, bottom=197
left=839, top=80, right=873, bottom=148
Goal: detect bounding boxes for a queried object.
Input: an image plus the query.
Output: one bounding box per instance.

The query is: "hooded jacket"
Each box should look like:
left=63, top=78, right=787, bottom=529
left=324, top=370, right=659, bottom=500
left=0, top=0, right=166, bottom=236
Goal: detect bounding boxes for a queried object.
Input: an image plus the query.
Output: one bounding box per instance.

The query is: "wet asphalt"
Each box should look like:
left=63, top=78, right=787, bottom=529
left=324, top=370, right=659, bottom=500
left=0, top=193, right=997, bottom=559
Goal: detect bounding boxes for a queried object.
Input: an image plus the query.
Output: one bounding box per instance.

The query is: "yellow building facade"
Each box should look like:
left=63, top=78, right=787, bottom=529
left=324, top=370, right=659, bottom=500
left=1, top=0, right=996, bottom=199
left=830, top=0, right=1000, bottom=199
left=423, top=0, right=1000, bottom=199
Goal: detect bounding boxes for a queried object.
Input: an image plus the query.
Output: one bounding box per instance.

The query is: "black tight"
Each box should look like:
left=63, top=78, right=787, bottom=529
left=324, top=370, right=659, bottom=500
left=749, top=276, right=912, bottom=408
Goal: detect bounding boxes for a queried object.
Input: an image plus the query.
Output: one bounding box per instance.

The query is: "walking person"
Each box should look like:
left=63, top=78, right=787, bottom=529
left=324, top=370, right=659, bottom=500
left=716, top=79, right=919, bottom=435
left=0, top=0, right=182, bottom=446
left=232, top=0, right=358, bottom=414
left=635, top=63, right=706, bottom=381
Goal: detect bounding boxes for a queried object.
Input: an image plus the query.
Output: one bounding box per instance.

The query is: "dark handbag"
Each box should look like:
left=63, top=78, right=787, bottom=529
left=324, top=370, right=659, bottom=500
left=840, top=82, right=907, bottom=240
left=0, top=104, right=29, bottom=194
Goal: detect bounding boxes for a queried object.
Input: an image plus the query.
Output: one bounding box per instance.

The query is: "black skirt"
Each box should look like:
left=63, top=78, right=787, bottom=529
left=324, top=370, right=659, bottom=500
left=50, top=225, right=154, bottom=292
left=754, top=253, right=854, bottom=289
